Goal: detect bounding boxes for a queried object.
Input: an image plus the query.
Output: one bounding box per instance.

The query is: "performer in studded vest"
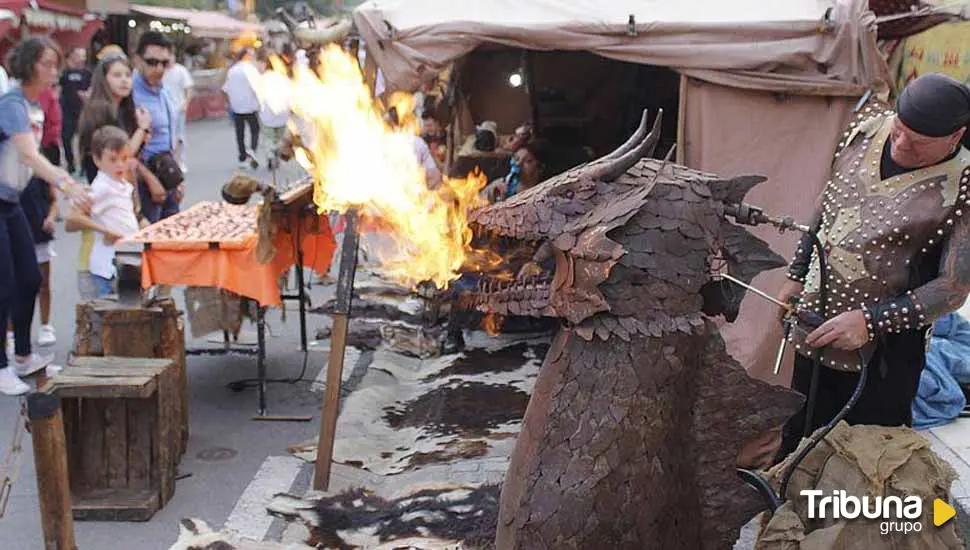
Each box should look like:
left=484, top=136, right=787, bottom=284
left=775, top=73, right=970, bottom=460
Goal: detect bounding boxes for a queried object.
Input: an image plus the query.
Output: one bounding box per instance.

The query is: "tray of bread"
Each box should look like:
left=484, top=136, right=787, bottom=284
left=123, top=201, right=258, bottom=249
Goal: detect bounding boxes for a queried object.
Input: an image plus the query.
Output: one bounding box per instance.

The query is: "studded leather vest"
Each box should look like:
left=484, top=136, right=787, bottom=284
left=789, top=111, right=970, bottom=372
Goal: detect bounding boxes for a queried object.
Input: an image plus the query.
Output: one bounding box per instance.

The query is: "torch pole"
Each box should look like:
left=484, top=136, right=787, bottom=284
left=313, top=208, right=360, bottom=491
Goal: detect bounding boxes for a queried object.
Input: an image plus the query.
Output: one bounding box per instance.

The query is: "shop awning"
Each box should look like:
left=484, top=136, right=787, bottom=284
left=0, top=0, right=100, bottom=48
left=130, top=4, right=264, bottom=39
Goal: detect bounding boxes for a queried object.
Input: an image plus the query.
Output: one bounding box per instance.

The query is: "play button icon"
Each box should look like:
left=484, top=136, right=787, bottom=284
left=934, top=498, right=956, bottom=527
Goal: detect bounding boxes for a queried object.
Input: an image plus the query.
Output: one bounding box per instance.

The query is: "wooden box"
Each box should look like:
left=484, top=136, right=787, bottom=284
left=43, top=357, right=179, bottom=521
left=74, top=298, right=188, bottom=456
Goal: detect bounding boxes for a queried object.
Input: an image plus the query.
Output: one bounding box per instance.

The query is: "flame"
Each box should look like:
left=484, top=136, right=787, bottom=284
left=258, top=45, right=492, bottom=289
left=482, top=312, right=505, bottom=336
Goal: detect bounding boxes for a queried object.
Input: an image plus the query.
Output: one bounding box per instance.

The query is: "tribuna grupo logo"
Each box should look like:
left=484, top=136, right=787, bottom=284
left=800, top=490, right=923, bottom=535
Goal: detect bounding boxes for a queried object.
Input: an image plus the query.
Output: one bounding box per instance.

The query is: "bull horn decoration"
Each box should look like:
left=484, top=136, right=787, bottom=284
left=591, top=109, right=663, bottom=182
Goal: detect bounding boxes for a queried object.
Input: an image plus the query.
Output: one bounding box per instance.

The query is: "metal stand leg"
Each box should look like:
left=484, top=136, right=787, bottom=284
left=295, top=215, right=308, bottom=352
left=256, top=306, right=267, bottom=416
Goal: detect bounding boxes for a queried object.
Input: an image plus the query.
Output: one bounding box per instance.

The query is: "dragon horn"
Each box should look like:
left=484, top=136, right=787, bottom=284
left=601, top=109, right=652, bottom=161
left=590, top=109, right=663, bottom=182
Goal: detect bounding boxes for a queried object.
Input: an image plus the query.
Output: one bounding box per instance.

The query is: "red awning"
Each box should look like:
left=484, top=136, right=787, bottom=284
left=54, top=18, right=103, bottom=49
left=0, top=0, right=85, bottom=16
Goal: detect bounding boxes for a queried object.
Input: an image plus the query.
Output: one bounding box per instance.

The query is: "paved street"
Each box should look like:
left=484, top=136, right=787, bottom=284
left=0, top=117, right=333, bottom=549
left=2, top=118, right=970, bottom=549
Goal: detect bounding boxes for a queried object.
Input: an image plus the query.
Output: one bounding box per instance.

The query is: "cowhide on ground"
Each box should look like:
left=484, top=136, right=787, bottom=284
left=290, top=333, right=550, bottom=475
left=266, top=483, right=499, bottom=550
left=168, top=518, right=313, bottom=550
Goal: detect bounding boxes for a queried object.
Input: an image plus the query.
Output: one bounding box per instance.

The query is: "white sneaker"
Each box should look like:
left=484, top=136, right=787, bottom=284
left=13, top=353, right=54, bottom=377
left=0, top=367, right=29, bottom=395
left=38, top=325, right=56, bottom=347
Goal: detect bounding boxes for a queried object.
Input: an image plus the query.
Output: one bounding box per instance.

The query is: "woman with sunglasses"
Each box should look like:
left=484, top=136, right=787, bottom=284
left=0, top=37, right=91, bottom=395
left=70, top=50, right=163, bottom=299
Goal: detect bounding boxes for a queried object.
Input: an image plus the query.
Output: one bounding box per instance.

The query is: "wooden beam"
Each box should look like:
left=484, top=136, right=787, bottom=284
left=28, top=392, right=77, bottom=550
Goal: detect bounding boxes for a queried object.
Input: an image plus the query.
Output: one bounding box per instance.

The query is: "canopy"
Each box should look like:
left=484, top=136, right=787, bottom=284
left=130, top=5, right=264, bottom=39
left=353, top=0, right=890, bottom=96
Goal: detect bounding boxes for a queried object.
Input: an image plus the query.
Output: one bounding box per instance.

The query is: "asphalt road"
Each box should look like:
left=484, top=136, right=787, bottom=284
left=0, top=117, right=333, bottom=549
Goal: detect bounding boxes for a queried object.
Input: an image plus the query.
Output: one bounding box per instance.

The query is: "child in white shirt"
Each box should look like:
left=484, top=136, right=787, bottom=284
left=84, top=126, right=140, bottom=297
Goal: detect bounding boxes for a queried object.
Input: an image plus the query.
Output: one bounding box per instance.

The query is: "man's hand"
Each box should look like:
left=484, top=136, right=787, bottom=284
left=42, top=215, right=56, bottom=234
left=805, top=310, right=869, bottom=350
left=776, top=279, right=803, bottom=321
left=174, top=183, right=185, bottom=204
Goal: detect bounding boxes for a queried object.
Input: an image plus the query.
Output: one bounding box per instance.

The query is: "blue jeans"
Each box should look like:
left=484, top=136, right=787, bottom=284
left=90, top=274, right=115, bottom=298
left=0, top=201, right=41, bottom=368
left=140, top=184, right=180, bottom=224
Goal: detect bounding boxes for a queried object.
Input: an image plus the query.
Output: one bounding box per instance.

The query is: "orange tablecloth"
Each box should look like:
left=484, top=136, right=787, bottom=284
left=138, top=212, right=336, bottom=307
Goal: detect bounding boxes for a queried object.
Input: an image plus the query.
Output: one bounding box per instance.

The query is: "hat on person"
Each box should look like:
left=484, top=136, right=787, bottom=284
left=97, top=44, right=125, bottom=61
left=897, top=73, right=970, bottom=138
left=473, top=121, right=499, bottom=152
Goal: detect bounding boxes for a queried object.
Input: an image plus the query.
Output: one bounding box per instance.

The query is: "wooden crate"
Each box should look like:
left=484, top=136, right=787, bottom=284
left=74, top=298, right=188, bottom=456
left=43, top=357, right=178, bottom=521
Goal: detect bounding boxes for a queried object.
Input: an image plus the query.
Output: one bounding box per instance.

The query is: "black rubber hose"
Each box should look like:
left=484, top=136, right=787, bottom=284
left=737, top=468, right=782, bottom=512
left=778, top=348, right=868, bottom=502
left=802, top=231, right=828, bottom=438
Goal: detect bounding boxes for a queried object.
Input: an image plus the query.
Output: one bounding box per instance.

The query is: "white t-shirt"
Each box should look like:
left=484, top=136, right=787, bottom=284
left=0, top=66, right=9, bottom=95
left=163, top=63, right=194, bottom=111
left=257, top=69, right=290, bottom=129
left=89, top=171, right=140, bottom=279
left=222, top=60, right=261, bottom=115
left=413, top=136, right=442, bottom=190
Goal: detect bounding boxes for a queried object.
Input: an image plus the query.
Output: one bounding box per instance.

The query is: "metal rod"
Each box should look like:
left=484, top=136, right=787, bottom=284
left=314, top=208, right=360, bottom=491
left=720, top=273, right=790, bottom=311
left=296, top=213, right=308, bottom=352
left=256, top=306, right=267, bottom=416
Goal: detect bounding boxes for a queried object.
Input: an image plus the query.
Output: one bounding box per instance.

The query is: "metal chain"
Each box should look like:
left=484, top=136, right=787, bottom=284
left=0, top=399, right=28, bottom=518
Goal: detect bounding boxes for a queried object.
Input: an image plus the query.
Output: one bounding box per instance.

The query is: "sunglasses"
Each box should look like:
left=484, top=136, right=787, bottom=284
left=143, top=58, right=171, bottom=68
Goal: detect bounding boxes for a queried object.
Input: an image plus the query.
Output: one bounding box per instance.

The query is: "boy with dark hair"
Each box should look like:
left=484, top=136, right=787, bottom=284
left=80, top=126, right=140, bottom=297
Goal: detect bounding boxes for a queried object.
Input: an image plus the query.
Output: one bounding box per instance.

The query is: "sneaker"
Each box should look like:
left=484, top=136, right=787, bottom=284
left=38, top=325, right=56, bottom=347
left=13, top=353, right=54, bottom=377
left=246, top=149, right=260, bottom=169
left=0, top=367, right=29, bottom=395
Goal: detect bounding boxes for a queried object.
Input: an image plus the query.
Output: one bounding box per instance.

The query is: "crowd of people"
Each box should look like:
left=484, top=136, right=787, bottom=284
left=0, top=32, right=188, bottom=395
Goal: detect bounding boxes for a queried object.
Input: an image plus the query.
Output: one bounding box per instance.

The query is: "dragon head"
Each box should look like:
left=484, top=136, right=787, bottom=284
left=465, top=109, right=786, bottom=340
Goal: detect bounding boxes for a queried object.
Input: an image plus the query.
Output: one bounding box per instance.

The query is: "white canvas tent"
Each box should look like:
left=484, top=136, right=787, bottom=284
left=352, top=0, right=893, bottom=388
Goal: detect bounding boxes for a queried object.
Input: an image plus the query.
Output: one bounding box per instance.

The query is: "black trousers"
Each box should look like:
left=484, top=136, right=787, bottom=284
left=0, top=202, right=41, bottom=367
left=777, top=330, right=927, bottom=462
left=61, top=112, right=79, bottom=170
left=233, top=112, right=260, bottom=161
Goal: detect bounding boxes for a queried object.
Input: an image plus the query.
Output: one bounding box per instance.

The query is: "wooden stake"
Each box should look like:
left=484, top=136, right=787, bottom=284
left=313, top=209, right=359, bottom=491
left=27, top=392, right=77, bottom=550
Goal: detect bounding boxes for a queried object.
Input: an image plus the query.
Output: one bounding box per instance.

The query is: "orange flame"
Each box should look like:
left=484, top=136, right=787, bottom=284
left=483, top=312, right=505, bottom=336
left=258, top=46, right=491, bottom=289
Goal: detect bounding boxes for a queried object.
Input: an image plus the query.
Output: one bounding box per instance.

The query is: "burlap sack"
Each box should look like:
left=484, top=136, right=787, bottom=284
left=756, top=422, right=963, bottom=550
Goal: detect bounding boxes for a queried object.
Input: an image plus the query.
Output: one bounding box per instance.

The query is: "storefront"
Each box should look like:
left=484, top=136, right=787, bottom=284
left=0, top=0, right=102, bottom=59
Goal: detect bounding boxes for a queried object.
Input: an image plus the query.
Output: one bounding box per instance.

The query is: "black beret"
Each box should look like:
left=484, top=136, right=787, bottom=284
left=897, top=73, right=970, bottom=138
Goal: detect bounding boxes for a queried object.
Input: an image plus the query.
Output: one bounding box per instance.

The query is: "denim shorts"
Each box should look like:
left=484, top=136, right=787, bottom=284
left=78, top=271, right=114, bottom=299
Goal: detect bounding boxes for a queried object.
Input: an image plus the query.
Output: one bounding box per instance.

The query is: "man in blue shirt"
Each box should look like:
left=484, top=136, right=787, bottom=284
left=132, top=31, right=183, bottom=223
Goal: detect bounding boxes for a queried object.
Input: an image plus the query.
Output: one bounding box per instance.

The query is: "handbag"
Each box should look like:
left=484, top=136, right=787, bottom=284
left=147, top=151, right=184, bottom=190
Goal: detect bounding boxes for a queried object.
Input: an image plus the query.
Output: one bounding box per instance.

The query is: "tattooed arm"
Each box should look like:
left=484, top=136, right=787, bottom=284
left=864, top=215, right=970, bottom=338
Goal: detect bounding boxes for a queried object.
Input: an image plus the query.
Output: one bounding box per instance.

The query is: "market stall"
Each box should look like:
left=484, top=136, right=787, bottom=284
left=0, top=0, right=102, bottom=59
left=120, top=181, right=335, bottom=415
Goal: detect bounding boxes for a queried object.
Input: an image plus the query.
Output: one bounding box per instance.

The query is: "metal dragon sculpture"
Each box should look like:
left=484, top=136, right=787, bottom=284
left=464, top=110, right=805, bottom=549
